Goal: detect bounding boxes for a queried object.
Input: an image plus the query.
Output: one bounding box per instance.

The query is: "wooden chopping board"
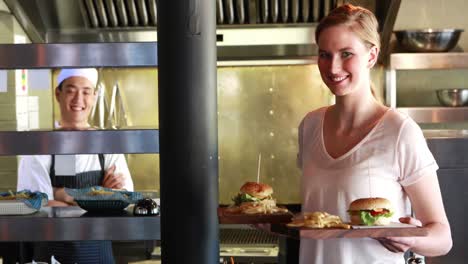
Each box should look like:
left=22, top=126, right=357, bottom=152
left=271, top=222, right=428, bottom=239
left=218, top=207, right=293, bottom=224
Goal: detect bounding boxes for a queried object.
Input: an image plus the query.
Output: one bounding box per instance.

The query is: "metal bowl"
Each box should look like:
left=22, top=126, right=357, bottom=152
left=436, top=89, right=468, bottom=107
left=394, top=29, right=464, bottom=52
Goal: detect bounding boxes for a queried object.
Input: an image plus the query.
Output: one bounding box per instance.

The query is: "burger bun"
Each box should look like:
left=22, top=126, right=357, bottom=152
left=349, top=197, right=392, bottom=211
left=240, top=182, right=273, bottom=199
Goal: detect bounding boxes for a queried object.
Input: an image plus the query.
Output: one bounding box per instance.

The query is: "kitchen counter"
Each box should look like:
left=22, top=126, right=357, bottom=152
left=0, top=206, right=160, bottom=241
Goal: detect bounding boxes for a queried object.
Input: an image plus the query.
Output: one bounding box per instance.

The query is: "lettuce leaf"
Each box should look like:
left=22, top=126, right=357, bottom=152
left=359, top=210, right=394, bottom=226
left=232, top=193, right=260, bottom=205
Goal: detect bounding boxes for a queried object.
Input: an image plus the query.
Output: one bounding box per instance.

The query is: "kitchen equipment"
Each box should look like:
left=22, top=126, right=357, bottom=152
left=150, top=226, right=280, bottom=263
left=407, top=253, right=424, bottom=264
left=133, top=198, right=159, bottom=216
left=219, top=226, right=279, bottom=264
left=108, top=82, right=130, bottom=129
left=89, top=82, right=108, bottom=129
left=436, top=88, right=468, bottom=107
left=394, top=29, right=464, bottom=52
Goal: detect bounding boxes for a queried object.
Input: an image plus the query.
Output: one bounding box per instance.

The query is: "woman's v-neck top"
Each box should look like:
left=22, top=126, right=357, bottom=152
left=297, top=107, right=438, bottom=264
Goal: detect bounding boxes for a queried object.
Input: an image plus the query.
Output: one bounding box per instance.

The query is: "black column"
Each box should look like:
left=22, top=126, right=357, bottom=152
left=158, top=1, right=218, bottom=264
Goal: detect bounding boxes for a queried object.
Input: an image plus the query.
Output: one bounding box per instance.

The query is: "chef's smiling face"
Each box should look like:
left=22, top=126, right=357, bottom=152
left=55, top=76, right=96, bottom=128
left=317, top=24, right=378, bottom=97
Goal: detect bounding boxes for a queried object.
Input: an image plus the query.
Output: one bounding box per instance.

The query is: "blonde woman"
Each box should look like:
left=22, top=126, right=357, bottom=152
left=297, top=4, right=452, bottom=263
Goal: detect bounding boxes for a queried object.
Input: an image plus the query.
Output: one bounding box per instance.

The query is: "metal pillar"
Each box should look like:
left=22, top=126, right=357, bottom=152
left=158, top=0, right=218, bottom=263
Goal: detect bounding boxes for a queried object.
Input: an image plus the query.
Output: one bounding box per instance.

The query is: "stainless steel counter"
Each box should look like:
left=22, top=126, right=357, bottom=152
left=0, top=207, right=160, bottom=241
left=0, top=129, right=159, bottom=155
left=423, top=129, right=468, bottom=139
left=399, top=107, right=468, bottom=124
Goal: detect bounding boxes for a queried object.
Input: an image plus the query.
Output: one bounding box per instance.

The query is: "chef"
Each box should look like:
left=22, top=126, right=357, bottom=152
left=17, top=68, right=134, bottom=263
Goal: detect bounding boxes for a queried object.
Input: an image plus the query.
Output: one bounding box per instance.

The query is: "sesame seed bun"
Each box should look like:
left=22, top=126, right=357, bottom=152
left=349, top=197, right=392, bottom=211
left=240, top=182, right=273, bottom=199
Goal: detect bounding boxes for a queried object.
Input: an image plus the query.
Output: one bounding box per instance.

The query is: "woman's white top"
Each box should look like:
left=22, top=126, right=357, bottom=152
left=297, top=107, right=438, bottom=264
left=17, top=154, right=133, bottom=200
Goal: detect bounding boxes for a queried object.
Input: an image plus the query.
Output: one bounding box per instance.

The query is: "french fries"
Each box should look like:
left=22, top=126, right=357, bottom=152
left=287, top=211, right=351, bottom=229
left=0, top=190, right=31, bottom=200
left=87, top=187, right=115, bottom=196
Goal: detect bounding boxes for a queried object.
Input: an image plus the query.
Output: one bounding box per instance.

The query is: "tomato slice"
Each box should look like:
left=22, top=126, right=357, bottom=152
left=370, top=209, right=388, bottom=216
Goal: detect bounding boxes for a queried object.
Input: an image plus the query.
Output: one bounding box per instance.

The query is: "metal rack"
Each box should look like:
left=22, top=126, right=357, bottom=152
left=1, top=1, right=218, bottom=263
left=386, top=52, right=468, bottom=123
left=0, top=207, right=161, bottom=241
left=0, top=43, right=161, bottom=244
left=0, top=42, right=159, bottom=155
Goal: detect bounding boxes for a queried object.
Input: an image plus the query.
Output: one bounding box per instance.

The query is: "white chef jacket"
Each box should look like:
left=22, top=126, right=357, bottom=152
left=297, top=107, right=438, bottom=264
left=17, top=154, right=133, bottom=200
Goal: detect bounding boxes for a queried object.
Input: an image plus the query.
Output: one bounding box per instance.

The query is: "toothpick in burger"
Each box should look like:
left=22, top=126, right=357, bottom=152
left=348, top=197, right=394, bottom=226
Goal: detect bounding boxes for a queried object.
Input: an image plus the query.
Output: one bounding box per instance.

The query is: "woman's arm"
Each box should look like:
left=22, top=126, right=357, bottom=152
left=382, top=171, right=452, bottom=256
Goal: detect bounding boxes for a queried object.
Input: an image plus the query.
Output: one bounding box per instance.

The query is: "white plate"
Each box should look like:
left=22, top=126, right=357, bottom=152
left=352, top=222, right=418, bottom=229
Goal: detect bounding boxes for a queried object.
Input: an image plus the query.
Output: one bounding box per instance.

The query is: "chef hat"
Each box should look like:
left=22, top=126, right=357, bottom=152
left=57, top=68, right=98, bottom=88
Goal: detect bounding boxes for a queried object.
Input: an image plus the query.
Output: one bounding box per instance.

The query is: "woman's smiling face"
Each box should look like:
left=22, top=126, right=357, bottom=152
left=317, top=24, right=378, bottom=97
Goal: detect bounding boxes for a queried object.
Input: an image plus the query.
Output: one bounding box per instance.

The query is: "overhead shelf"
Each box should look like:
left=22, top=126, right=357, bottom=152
left=390, top=52, right=468, bottom=70
left=0, top=43, right=158, bottom=69
left=0, top=129, right=159, bottom=155
left=398, top=107, right=468, bottom=123
left=387, top=53, right=468, bottom=111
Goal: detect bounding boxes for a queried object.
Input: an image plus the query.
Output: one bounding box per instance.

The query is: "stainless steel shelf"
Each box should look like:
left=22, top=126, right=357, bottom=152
left=0, top=43, right=158, bottom=69
left=0, top=207, right=160, bottom=241
left=390, top=52, right=468, bottom=70
left=0, top=129, right=159, bottom=155
left=387, top=53, right=468, bottom=111
left=423, top=129, right=468, bottom=139
left=398, top=107, right=468, bottom=123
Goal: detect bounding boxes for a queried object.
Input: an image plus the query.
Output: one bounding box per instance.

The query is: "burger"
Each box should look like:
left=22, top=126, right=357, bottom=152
left=348, top=197, right=394, bottom=226
left=231, top=182, right=283, bottom=214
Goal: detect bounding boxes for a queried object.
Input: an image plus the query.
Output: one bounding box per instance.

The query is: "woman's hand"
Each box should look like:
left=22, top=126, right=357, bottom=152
left=102, top=165, right=125, bottom=189
left=376, top=216, right=422, bottom=253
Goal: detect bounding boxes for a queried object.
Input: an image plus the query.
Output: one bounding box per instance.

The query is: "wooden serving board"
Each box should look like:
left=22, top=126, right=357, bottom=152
left=271, top=223, right=428, bottom=239
left=218, top=207, right=293, bottom=224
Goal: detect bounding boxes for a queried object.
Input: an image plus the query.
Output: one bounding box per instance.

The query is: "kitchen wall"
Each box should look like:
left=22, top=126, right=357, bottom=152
left=0, top=0, right=39, bottom=190
left=217, top=65, right=332, bottom=203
